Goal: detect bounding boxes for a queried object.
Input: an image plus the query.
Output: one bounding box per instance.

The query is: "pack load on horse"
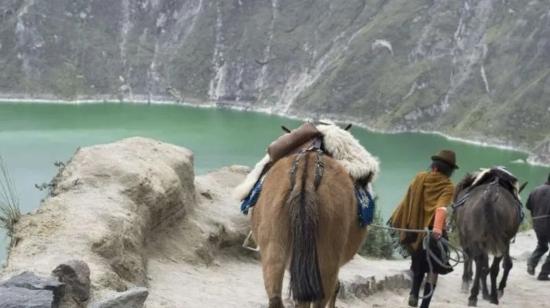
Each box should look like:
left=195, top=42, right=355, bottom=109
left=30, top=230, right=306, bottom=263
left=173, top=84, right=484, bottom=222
left=233, top=120, right=379, bottom=308
left=234, top=120, right=380, bottom=225
left=453, top=167, right=525, bottom=307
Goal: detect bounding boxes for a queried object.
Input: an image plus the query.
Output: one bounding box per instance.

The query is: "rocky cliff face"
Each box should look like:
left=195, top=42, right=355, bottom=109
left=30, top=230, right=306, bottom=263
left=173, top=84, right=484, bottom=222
left=0, top=0, right=549, bottom=160
left=1, top=137, right=196, bottom=304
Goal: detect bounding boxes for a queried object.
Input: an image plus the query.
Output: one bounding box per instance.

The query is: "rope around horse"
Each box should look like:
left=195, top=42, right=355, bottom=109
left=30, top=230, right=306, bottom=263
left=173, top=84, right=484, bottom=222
left=532, top=214, right=550, bottom=220
left=369, top=224, right=466, bottom=299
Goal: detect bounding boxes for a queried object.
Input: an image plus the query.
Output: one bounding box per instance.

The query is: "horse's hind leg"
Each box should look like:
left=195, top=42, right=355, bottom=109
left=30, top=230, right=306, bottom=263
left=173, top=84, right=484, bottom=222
left=313, top=262, right=339, bottom=308
left=468, top=256, right=484, bottom=307
left=489, top=255, right=502, bottom=304
left=268, top=297, right=284, bottom=308
left=498, top=248, right=513, bottom=298
left=261, top=243, right=288, bottom=308
left=462, top=251, right=473, bottom=293
left=480, top=255, right=490, bottom=301
left=327, top=280, right=341, bottom=308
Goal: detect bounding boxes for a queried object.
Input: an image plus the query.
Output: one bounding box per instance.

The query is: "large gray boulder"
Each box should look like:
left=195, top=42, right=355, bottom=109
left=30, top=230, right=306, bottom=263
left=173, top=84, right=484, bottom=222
left=0, top=271, right=63, bottom=291
left=90, top=287, right=148, bottom=308
left=0, top=271, right=63, bottom=308
left=0, top=287, right=55, bottom=308
left=0, top=137, right=195, bottom=302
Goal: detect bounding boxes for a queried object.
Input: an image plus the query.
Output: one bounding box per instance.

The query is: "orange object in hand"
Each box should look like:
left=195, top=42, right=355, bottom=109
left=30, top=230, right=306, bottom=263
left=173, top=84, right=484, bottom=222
left=433, top=207, right=447, bottom=237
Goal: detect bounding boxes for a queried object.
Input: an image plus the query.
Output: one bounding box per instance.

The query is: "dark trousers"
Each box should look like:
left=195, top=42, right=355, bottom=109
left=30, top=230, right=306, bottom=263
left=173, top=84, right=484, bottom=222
left=411, top=248, right=428, bottom=292
left=410, top=249, right=435, bottom=308
left=528, top=233, right=550, bottom=276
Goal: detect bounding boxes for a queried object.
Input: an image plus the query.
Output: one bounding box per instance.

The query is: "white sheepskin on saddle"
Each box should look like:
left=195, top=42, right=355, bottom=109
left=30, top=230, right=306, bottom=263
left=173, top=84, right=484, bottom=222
left=316, top=121, right=380, bottom=182
left=471, top=166, right=520, bottom=199
left=232, top=121, right=380, bottom=201
left=472, top=168, right=490, bottom=186
left=232, top=154, right=271, bottom=201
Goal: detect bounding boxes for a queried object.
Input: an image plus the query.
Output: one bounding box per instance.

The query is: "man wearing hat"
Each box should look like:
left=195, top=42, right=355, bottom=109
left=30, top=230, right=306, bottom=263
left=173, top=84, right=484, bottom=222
left=389, top=150, right=458, bottom=308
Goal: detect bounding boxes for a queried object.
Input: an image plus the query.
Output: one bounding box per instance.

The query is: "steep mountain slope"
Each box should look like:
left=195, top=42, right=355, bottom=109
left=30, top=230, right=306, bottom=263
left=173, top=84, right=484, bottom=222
left=0, top=0, right=548, bottom=161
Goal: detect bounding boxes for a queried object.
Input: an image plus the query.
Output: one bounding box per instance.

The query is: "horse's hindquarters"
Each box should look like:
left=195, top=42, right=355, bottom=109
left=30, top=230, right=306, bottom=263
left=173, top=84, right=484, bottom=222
left=252, top=153, right=367, bottom=306
left=456, top=185, right=520, bottom=256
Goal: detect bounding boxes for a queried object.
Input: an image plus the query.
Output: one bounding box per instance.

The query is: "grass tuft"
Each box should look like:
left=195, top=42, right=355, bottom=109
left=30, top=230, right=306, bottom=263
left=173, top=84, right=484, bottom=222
left=0, top=155, right=21, bottom=241
left=358, top=209, right=394, bottom=259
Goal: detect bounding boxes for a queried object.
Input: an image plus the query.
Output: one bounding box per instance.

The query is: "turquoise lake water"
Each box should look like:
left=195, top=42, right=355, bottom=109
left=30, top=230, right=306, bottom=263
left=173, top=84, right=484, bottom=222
left=0, top=102, right=549, bottom=262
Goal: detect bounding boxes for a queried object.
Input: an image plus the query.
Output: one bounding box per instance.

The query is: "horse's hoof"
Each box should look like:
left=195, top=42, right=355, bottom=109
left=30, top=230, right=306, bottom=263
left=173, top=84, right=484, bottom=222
left=461, top=281, right=470, bottom=293
left=527, top=264, right=535, bottom=275
left=468, top=298, right=477, bottom=307
left=498, top=290, right=504, bottom=299
left=490, top=295, right=499, bottom=305
left=268, top=296, right=284, bottom=308
left=482, top=293, right=491, bottom=300
left=408, top=294, right=418, bottom=307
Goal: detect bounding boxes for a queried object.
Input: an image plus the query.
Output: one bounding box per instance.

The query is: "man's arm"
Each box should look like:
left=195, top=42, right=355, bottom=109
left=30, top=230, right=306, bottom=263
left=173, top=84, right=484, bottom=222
left=431, top=185, right=454, bottom=239
left=525, top=192, right=533, bottom=212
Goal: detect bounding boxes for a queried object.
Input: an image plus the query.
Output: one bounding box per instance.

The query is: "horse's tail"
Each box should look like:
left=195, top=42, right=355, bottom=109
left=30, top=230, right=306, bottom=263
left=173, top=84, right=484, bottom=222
left=287, top=152, right=324, bottom=302
left=482, top=182, right=507, bottom=256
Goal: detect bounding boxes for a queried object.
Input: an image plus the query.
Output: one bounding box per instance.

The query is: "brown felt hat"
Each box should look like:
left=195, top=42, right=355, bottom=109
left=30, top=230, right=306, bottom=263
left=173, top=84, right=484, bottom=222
left=431, top=149, right=459, bottom=169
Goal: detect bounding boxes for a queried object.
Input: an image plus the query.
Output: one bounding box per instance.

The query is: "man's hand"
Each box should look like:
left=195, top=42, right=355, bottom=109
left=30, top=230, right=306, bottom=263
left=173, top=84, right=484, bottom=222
left=432, top=231, right=442, bottom=240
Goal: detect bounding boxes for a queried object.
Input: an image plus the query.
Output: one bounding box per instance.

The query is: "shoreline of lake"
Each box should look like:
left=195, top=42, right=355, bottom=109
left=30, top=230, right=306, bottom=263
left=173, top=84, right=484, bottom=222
left=1, top=95, right=547, bottom=167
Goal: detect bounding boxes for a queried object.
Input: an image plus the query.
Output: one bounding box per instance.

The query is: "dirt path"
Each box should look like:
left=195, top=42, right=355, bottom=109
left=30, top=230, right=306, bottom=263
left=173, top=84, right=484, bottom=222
left=145, top=167, right=550, bottom=307
left=345, top=230, right=550, bottom=308
left=147, top=243, right=550, bottom=308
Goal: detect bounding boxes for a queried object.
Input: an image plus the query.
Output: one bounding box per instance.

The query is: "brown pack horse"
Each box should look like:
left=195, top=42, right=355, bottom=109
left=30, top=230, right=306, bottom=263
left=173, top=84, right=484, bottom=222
left=251, top=150, right=367, bottom=308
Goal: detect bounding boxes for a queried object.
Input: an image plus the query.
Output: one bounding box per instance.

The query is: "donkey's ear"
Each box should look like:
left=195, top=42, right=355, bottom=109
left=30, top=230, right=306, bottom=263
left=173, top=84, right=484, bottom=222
left=344, top=124, right=352, bottom=131
left=281, top=125, right=291, bottom=133
left=518, top=181, right=528, bottom=194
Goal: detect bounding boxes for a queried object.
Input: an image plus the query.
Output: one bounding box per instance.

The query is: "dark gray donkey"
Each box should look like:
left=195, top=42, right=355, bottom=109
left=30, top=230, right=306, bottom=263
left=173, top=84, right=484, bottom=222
left=454, top=168, right=524, bottom=306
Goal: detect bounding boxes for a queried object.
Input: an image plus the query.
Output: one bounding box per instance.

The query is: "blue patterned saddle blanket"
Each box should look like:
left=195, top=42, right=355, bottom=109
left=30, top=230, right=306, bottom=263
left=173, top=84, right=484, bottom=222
left=240, top=178, right=376, bottom=227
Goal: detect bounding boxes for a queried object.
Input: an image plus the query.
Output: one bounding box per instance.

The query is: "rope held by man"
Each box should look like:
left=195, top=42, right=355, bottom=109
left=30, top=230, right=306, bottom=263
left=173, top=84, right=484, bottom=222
left=368, top=223, right=466, bottom=299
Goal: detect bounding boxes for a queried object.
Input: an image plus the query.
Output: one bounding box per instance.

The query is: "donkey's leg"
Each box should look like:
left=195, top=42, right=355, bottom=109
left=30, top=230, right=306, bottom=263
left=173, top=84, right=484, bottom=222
left=489, top=255, right=502, bottom=304
left=480, top=254, right=490, bottom=300
left=498, top=246, right=513, bottom=298
left=462, top=251, right=473, bottom=293
left=261, top=243, right=288, bottom=308
left=468, top=256, right=483, bottom=307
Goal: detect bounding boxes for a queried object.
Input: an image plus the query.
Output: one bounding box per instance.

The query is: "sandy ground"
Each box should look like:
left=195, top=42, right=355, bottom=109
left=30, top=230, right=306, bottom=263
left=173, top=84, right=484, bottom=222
left=145, top=167, right=550, bottom=307
left=147, top=232, right=550, bottom=308
left=360, top=231, right=550, bottom=308
left=146, top=254, right=410, bottom=307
